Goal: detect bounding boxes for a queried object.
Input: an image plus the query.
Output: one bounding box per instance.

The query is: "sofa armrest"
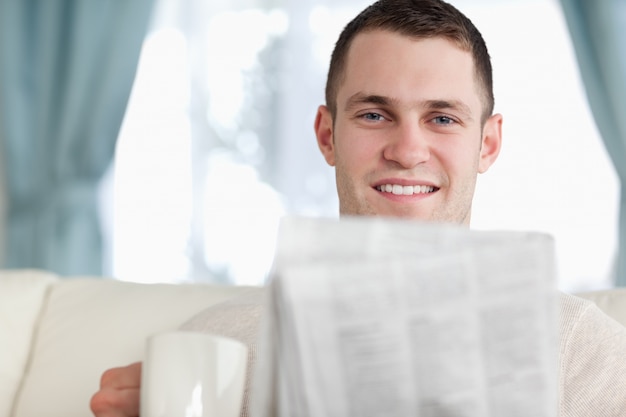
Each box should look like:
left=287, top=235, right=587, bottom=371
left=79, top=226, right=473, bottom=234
left=12, top=277, right=255, bottom=417
left=0, top=269, right=58, bottom=417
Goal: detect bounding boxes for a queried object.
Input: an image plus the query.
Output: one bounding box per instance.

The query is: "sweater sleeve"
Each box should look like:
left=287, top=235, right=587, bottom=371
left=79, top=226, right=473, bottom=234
left=559, top=292, right=626, bottom=416
left=178, top=288, right=266, bottom=417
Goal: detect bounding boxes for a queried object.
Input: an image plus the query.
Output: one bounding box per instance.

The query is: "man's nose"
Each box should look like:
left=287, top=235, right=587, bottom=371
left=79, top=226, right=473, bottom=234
left=382, top=122, right=431, bottom=168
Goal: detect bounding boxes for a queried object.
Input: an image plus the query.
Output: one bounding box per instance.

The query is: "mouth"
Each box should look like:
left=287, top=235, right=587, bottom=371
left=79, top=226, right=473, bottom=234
left=375, top=183, right=438, bottom=196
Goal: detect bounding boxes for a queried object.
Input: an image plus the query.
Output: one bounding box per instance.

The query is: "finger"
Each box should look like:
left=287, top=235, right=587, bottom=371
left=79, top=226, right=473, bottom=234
left=90, top=386, right=140, bottom=417
left=100, top=362, right=142, bottom=389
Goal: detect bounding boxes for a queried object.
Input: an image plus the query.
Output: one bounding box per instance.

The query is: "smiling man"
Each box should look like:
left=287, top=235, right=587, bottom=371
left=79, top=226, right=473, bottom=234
left=91, top=1, right=626, bottom=417
left=314, top=30, right=501, bottom=222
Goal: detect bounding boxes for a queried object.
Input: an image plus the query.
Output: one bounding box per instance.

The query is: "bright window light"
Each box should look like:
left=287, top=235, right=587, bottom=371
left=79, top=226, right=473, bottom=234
left=108, top=0, right=619, bottom=291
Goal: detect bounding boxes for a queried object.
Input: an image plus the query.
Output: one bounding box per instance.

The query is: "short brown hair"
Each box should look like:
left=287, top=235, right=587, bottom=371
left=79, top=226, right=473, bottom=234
left=325, top=0, right=494, bottom=123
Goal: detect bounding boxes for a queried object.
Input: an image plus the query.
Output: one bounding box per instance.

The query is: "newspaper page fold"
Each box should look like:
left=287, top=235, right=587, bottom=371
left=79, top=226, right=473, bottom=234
left=251, top=216, right=558, bottom=417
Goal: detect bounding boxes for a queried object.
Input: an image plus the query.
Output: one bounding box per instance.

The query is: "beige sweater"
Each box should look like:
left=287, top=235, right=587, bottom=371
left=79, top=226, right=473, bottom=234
left=179, top=289, right=264, bottom=417
left=181, top=289, right=626, bottom=416
left=559, top=292, right=626, bottom=416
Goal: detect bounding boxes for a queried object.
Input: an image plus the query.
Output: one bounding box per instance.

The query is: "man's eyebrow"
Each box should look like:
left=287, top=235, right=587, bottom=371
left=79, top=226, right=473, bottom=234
left=344, top=93, right=474, bottom=120
left=344, top=93, right=396, bottom=112
left=424, top=99, right=474, bottom=120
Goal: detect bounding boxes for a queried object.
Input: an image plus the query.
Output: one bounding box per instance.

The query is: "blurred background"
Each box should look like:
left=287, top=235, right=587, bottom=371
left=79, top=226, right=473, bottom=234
left=0, top=0, right=622, bottom=292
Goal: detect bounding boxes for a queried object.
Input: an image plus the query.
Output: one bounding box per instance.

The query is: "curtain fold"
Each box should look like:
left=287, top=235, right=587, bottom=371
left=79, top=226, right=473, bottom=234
left=559, top=0, right=626, bottom=286
left=0, top=0, right=154, bottom=275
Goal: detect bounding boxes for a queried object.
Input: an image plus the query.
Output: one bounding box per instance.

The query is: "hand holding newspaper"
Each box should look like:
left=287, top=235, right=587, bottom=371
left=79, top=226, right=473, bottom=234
left=251, top=216, right=558, bottom=417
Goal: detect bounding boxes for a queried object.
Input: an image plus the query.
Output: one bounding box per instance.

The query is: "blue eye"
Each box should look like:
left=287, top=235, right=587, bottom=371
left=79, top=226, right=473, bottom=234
left=433, top=115, right=455, bottom=125
left=361, top=112, right=386, bottom=121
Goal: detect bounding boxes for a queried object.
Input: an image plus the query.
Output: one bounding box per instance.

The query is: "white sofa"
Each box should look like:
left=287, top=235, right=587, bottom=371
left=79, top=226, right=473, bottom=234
left=1, top=269, right=259, bottom=417
left=2, top=269, right=626, bottom=417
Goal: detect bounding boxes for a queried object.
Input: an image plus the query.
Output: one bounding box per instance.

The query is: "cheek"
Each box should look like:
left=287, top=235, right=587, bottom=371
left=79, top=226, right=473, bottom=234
left=334, top=133, right=380, bottom=171
left=440, top=138, right=482, bottom=173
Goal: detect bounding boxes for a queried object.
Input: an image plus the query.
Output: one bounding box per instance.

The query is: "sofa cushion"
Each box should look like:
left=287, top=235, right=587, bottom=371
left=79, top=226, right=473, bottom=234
left=0, top=269, right=58, bottom=417
left=12, top=277, right=254, bottom=417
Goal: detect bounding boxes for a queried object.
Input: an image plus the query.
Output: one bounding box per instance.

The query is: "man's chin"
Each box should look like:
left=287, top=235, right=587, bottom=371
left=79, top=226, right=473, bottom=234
left=343, top=206, right=434, bottom=222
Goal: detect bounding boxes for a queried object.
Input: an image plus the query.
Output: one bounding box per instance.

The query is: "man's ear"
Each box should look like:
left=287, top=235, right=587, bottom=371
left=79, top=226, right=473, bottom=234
left=314, top=105, right=336, bottom=166
left=478, top=113, right=503, bottom=173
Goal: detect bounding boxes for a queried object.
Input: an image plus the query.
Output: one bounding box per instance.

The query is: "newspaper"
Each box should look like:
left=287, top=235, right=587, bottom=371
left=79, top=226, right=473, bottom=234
left=251, top=216, right=558, bottom=417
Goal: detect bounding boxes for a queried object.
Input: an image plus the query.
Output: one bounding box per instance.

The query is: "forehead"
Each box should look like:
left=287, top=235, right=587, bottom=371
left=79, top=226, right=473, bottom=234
left=338, top=30, right=482, bottom=114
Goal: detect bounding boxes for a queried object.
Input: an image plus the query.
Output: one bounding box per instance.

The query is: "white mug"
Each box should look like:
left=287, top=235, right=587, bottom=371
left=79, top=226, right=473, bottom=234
left=140, top=331, right=248, bottom=417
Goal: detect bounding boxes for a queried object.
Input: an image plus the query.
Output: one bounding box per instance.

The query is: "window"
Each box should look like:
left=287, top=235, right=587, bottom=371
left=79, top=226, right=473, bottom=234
left=106, top=0, right=618, bottom=291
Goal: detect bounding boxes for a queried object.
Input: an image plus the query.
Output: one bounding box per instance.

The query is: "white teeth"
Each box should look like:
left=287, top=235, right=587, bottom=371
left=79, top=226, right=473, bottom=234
left=377, top=184, right=435, bottom=195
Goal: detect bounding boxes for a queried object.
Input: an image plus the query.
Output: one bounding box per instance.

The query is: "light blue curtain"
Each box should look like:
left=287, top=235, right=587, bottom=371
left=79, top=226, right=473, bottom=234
left=0, top=0, right=154, bottom=275
left=559, top=0, right=626, bottom=286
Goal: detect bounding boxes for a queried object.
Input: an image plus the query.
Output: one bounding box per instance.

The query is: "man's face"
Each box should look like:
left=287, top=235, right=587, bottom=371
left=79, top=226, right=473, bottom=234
left=315, top=30, right=502, bottom=225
